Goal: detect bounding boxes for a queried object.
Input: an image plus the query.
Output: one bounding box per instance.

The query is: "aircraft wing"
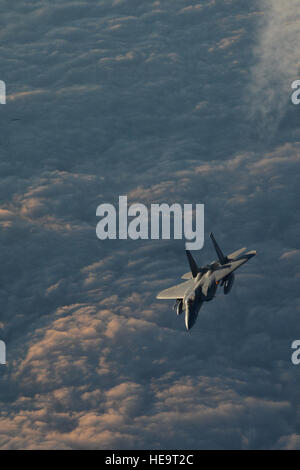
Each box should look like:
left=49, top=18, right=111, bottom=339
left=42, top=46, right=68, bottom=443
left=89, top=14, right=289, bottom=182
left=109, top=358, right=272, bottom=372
left=181, top=248, right=248, bottom=279
left=227, top=247, right=247, bottom=260
left=181, top=271, right=192, bottom=279
left=157, top=279, right=194, bottom=300
left=214, top=250, right=256, bottom=282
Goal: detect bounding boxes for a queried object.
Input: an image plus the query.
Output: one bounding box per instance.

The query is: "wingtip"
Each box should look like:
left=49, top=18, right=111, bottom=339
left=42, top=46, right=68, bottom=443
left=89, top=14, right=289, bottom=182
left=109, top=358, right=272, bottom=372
left=246, top=250, right=257, bottom=258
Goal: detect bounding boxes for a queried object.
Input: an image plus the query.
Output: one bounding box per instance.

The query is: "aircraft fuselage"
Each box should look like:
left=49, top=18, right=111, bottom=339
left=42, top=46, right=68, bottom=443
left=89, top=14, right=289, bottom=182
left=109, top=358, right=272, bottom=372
left=183, top=271, right=219, bottom=330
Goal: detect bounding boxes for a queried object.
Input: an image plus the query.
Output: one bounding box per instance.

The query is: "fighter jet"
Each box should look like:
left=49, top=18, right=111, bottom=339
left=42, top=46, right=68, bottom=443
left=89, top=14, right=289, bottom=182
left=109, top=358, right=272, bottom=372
left=157, top=233, right=256, bottom=331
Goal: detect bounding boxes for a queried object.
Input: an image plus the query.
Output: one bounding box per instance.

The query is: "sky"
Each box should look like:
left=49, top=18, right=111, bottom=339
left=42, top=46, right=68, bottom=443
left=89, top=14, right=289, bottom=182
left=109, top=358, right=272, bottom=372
left=0, top=0, right=299, bottom=449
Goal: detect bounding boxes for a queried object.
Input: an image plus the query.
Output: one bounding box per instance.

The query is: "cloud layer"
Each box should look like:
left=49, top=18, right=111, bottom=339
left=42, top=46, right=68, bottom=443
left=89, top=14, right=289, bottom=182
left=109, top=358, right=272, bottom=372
left=0, top=0, right=299, bottom=449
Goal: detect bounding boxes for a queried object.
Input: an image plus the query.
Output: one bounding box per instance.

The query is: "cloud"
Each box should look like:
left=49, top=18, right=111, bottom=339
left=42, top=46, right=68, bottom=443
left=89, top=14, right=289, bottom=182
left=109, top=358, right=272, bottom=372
left=276, top=434, right=300, bottom=450
left=246, top=0, right=300, bottom=136
left=0, top=0, right=298, bottom=450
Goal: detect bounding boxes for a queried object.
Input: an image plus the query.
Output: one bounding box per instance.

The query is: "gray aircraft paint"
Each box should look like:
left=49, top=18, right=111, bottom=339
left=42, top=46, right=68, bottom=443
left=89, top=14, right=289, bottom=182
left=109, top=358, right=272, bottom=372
left=157, top=233, right=256, bottom=331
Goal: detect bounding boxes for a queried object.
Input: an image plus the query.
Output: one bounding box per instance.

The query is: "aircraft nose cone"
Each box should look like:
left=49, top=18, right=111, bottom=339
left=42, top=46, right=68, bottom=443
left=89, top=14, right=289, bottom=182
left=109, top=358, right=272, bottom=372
left=185, top=312, right=190, bottom=331
left=185, top=306, right=197, bottom=331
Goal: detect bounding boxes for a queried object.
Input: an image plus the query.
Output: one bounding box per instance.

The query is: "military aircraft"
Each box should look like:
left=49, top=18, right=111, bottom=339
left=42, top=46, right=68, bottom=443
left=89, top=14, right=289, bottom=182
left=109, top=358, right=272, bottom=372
left=157, top=233, right=256, bottom=331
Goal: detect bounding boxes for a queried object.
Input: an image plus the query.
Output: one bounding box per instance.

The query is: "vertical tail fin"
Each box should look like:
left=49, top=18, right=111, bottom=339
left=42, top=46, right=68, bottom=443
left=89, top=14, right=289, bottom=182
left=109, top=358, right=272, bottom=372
left=185, top=250, right=198, bottom=278
left=210, top=232, right=227, bottom=265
